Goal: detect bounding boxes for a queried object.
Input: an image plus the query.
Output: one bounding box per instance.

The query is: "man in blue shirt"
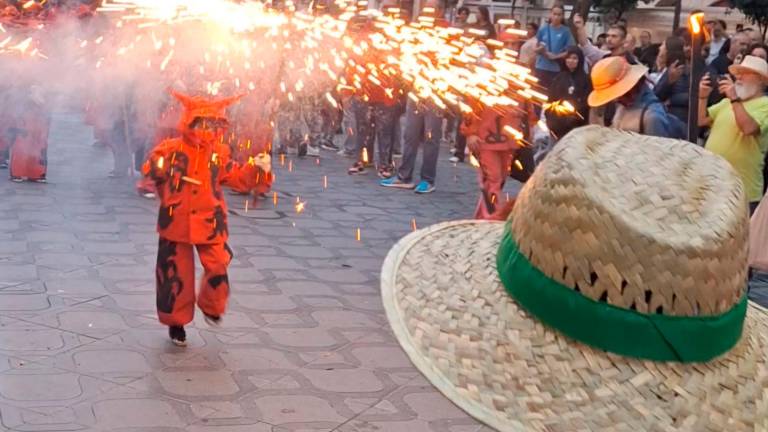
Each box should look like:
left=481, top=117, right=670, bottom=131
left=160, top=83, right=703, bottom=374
left=534, top=5, right=576, bottom=88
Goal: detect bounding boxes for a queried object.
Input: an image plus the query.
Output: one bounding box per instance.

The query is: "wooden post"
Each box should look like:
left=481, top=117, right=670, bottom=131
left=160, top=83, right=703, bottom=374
left=687, top=12, right=706, bottom=144
left=673, top=0, right=682, bottom=31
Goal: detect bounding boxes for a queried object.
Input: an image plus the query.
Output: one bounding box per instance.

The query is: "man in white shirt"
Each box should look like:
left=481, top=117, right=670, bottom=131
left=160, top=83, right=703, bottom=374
left=573, top=14, right=631, bottom=67
left=706, top=19, right=728, bottom=65
left=519, top=22, right=539, bottom=70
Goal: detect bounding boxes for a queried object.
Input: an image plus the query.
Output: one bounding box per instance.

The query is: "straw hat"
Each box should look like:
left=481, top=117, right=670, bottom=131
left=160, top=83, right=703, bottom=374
left=588, top=56, right=648, bottom=107
left=730, top=55, right=768, bottom=83
left=381, top=126, right=768, bottom=431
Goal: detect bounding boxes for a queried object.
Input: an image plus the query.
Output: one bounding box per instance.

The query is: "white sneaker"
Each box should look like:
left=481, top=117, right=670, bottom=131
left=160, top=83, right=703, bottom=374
left=307, top=145, right=320, bottom=157
left=449, top=156, right=459, bottom=163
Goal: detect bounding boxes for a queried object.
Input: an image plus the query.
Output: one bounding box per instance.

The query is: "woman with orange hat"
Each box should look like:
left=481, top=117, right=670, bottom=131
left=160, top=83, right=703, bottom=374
left=588, top=56, right=685, bottom=139
left=142, top=91, right=271, bottom=346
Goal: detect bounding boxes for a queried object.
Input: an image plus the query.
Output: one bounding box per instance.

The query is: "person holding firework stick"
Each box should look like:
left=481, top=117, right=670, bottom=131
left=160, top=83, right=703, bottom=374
left=461, top=103, right=522, bottom=220
left=141, top=90, right=271, bottom=346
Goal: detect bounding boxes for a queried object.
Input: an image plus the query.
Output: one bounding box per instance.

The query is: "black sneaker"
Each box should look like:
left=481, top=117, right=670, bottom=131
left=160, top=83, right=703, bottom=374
left=297, top=142, right=308, bottom=157
left=348, top=162, right=366, bottom=175
left=0, top=161, right=7, bottom=169
left=320, top=140, right=339, bottom=151
left=204, top=313, right=222, bottom=327
left=169, top=326, right=187, bottom=347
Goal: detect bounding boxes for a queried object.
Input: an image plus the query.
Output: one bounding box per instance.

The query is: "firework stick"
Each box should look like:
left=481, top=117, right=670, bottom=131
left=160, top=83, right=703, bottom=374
left=181, top=176, right=202, bottom=185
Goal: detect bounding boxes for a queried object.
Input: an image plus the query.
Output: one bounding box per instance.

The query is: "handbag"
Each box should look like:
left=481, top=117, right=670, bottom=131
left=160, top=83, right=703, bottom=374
left=509, top=145, right=535, bottom=183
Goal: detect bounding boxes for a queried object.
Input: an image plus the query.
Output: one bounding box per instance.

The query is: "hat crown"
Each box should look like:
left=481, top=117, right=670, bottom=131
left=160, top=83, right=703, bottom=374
left=510, top=126, right=748, bottom=317
left=736, top=55, right=768, bottom=76
left=591, top=56, right=630, bottom=91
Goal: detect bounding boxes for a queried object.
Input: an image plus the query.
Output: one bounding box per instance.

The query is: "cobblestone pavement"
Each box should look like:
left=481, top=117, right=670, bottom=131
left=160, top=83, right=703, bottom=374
left=0, top=112, right=511, bottom=432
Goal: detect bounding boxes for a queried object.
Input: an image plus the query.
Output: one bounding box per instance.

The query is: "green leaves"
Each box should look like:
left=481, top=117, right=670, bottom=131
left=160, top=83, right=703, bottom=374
left=733, top=0, right=768, bottom=42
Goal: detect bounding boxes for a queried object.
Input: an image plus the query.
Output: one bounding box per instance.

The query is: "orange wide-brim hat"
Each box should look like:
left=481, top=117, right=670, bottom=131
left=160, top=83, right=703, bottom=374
left=588, top=56, right=648, bottom=108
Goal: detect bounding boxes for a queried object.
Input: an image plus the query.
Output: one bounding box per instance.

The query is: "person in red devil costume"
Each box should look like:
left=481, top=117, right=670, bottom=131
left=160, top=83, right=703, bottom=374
left=142, top=90, right=271, bottom=346
left=9, top=86, right=50, bottom=183
left=460, top=103, right=522, bottom=220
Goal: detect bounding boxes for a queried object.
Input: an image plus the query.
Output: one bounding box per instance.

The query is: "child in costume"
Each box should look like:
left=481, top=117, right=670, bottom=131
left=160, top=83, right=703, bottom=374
left=461, top=105, right=521, bottom=219
left=142, top=91, right=271, bottom=346
left=9, top=86, right=50, bottom=183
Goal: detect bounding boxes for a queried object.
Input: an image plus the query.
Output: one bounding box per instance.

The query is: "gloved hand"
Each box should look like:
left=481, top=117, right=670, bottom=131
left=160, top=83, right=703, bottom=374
left=251, top=153, right=271, bottom=173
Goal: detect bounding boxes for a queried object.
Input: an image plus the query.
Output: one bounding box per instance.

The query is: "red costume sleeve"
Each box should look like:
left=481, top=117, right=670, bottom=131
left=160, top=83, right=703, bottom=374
left=141, top=138, right=178, bottom=182
left=216, top=144, right=260, bottom=193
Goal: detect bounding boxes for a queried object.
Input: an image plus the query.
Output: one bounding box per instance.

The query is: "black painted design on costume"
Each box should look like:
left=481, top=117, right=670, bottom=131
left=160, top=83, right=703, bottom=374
left=156, top=238, right=183, bottom=314
left=207, top=274, right=229, bottom=290
left=168, top=151, right=189, bottom=193
left=158, top=202, right=181, bottom=229
left=484, top=115, right=508, bottom=144
left=210, top=160, right=222, bottom=199
left=205, top=205, right=228, bottom=240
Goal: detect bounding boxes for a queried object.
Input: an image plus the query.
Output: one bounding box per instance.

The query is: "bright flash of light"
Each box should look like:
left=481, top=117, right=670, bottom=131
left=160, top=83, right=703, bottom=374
left=469, top=154, right=480, bottom=168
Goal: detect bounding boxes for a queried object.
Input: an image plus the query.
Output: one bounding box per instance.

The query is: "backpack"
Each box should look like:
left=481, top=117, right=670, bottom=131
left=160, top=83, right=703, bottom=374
left=639, top=101, right=687, bottom=140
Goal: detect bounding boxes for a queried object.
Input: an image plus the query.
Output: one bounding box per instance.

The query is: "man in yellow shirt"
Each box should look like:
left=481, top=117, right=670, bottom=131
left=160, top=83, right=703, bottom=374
left=699, top=55, right=768, bottom=214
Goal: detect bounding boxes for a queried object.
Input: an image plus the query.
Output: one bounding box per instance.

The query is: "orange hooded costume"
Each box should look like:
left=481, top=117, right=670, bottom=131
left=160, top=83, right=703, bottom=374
left=460, top=105, right=522, bottom=220
left=142, top=91, right=270, bottom=327
left=9, top=86, right=50, bottom=182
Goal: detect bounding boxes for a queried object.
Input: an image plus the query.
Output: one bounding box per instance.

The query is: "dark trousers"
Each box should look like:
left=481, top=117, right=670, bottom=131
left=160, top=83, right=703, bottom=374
left=534, top=68, right=559, bottom=89
left=454, top=116, right=466, bottom=162
left=398, top=100, right=443, bottom=184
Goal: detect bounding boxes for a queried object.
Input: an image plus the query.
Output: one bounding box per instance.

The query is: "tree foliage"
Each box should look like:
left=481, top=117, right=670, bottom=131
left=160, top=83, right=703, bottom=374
left=592, top=0, right=641, bottom=20
left=732, top=0, right=768, bottom=42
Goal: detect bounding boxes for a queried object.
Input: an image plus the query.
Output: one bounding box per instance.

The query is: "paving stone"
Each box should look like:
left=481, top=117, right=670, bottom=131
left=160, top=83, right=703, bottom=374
left=155, top=370, right=241, bottom=397
left=90, top=397, right=186, bottom=428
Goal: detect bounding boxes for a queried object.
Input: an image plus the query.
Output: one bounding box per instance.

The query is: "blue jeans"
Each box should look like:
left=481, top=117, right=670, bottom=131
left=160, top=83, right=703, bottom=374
left=398, top=100, right=443, bottom=184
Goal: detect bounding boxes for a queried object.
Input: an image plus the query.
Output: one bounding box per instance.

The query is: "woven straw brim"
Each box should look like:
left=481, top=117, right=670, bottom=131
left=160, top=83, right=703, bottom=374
left=381, top=220, right=768, bottom=432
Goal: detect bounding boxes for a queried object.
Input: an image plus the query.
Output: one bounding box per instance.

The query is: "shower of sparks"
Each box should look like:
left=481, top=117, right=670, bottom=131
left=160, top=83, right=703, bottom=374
left=86, top=0, right=547, bottom=121
left=295, top=197, right=305, bottom=213
left=0, top=0, right=565, bottom=200
left=469, top=154, right=480, bottom=168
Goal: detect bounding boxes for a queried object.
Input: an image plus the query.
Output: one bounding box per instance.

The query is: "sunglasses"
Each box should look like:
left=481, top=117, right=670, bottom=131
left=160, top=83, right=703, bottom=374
left=189, top=117, right=229, bottom=130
